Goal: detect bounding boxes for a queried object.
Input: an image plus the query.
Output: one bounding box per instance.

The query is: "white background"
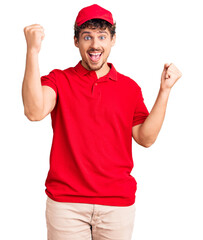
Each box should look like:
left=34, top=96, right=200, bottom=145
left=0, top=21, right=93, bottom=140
left=1, top=0, right=203, bottom=239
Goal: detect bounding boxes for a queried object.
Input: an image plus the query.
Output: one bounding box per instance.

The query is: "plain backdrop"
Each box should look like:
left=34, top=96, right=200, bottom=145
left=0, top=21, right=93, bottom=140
left=0, top=0, right=203, bottom=239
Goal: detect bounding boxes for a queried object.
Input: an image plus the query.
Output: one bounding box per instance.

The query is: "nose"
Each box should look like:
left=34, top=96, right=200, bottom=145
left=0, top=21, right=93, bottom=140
left=90, top=37, right=100, bottom=50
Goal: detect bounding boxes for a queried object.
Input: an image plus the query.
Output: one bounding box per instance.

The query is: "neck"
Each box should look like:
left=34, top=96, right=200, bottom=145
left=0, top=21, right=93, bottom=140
left=81, top=60, right=110, bottom=79
left=95, top=63, right=110, bottom=79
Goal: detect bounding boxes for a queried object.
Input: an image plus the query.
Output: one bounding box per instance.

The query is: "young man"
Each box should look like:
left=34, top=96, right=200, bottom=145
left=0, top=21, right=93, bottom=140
left=22, top=4, right=182, bottom=240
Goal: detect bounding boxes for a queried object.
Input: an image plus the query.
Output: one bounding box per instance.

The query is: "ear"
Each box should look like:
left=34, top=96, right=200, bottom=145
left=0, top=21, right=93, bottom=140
left=74, top=36, right=79, bottom=48
left=111, top=34, right=116, bottom=47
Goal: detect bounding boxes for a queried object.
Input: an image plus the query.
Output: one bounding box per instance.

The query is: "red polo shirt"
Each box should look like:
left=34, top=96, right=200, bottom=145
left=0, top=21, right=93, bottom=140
left=40, top=61, right=149, bottom=206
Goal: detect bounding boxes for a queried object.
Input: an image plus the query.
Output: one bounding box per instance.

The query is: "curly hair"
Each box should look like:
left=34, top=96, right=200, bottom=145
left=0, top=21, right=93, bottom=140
left=74, top=19, right=116, bottom=40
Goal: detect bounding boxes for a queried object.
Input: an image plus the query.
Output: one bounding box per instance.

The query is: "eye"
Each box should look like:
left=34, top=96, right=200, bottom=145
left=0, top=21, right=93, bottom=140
left=99, top=35, right=106, bottom=40
left=84, top=36, right=91, bottom=40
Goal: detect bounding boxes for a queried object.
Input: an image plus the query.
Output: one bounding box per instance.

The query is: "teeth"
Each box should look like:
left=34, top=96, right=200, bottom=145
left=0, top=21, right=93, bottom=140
left=89, top=53, right=101, bottom=56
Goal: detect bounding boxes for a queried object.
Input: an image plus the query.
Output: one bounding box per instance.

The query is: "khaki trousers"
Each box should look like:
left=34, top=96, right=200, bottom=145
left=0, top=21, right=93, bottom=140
left=46, top=196, right=136, bottom=240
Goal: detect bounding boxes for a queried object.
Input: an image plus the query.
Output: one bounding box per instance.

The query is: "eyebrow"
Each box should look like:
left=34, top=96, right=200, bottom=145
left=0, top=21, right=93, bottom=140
left=81, top=30, right=109, bottom=36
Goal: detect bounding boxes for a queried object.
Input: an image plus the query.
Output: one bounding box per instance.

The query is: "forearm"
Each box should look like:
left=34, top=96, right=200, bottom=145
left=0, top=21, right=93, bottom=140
left=22, top=50, right=43, bottom=120
left=138, top=88, right=171, bottom=146
left=134, top=63, right=182, bottom=147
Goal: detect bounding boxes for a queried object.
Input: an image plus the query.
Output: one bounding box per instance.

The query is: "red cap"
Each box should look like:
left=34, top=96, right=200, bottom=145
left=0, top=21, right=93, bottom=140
left=75, top=4, right=114, bottom=26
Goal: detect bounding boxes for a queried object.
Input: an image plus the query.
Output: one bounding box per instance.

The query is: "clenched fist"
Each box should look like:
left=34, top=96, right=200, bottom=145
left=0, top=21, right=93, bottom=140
left=161, top=63, right=182, bottom=90
left=24, top=24, right=45, bottom=53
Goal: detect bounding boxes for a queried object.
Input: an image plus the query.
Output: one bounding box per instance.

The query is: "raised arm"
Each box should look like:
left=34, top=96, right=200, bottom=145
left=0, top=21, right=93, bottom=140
left=22, top=24, right=56, bottom=121
left=132, top=63, right=182, bottom=147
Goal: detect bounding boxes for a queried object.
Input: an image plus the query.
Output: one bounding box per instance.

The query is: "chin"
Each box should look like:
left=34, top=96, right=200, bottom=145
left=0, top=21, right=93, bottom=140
left=89, top=65, right=103, bottom=71
left=86, top=60, right=106, bottom=71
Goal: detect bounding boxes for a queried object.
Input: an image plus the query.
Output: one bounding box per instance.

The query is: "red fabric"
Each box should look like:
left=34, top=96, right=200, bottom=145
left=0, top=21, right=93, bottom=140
left=75, top=4, right=114, bottom=26
left=41, top=61, right=149, bottom=206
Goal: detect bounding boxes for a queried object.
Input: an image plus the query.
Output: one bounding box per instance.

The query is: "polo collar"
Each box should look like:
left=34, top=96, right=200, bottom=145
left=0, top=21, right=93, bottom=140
left=74, top=61, right=117, bottom=81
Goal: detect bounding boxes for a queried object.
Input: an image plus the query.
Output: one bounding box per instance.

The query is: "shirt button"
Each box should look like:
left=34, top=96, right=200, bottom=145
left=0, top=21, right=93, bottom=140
left=95, top=83, right=98, bottom=86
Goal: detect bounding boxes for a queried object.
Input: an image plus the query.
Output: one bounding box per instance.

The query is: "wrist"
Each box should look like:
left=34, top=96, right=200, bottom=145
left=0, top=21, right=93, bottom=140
left=159, top=87, right=171, bottom=98
left=27, top=47, right=39, bottom=55
left=160, top=86, right=171, bottom=94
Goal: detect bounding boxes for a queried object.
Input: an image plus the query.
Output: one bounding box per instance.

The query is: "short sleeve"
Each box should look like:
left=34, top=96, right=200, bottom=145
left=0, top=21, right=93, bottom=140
left=132, top=87, right=149, bottom=126
left=41, top=70, right=58, bottom=99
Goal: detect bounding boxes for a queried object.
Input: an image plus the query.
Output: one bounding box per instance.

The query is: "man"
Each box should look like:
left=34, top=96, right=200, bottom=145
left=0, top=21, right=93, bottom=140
left=22, top=4, right=182, bottom=240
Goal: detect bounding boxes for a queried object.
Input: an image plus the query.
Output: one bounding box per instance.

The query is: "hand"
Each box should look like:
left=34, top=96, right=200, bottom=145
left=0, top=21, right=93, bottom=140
left=161, top=63, right=182, bottom=91
left=24, top=24, right=45, bottom=54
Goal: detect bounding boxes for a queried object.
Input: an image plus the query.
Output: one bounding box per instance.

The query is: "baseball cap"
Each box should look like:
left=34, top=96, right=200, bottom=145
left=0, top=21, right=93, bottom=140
left=75, top=4, right=114, bottom=26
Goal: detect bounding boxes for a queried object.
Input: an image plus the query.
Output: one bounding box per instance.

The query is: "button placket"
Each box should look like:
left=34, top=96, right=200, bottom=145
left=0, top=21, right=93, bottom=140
left=91, top=81, right=99, bottom=94
left=90, top=77, right=108, bottom=95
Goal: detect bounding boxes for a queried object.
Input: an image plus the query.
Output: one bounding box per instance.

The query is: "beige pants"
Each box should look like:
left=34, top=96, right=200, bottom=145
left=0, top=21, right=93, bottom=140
left=46, top=196, right=136, bottom=240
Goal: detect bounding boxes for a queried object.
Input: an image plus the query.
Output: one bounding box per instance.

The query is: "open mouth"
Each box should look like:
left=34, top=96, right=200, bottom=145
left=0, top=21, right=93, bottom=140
left=88, top=52, right=102, bottom=62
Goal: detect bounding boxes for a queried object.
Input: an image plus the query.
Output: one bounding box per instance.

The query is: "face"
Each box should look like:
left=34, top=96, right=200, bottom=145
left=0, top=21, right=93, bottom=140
left=74, top=27, right=116, bottom=72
